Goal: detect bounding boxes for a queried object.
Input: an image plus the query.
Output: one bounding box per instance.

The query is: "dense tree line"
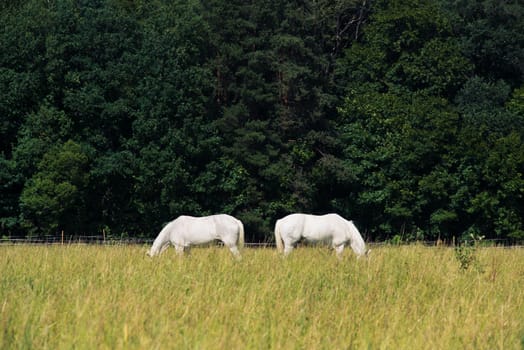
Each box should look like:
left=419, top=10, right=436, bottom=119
left=1, top=0, right=523, bottom=242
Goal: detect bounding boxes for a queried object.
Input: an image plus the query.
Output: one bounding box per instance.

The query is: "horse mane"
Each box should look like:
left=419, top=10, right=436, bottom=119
left=148, top=220, right=174, bottom=256
left=346, top=220, right=366, bottom=256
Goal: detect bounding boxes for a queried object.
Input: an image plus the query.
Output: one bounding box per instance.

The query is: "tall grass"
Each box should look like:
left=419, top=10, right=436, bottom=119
left=1, top=244, right=522, bottom=349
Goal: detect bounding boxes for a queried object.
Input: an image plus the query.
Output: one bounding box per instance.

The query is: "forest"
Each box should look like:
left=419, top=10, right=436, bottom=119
left=0, top=0, right=523, bottom=242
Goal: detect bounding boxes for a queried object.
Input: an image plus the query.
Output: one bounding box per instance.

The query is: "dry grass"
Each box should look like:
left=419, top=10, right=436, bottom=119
left=0, top=244, right=523, bottom=349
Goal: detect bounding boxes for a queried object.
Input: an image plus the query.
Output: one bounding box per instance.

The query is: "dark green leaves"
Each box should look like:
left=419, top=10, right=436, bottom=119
left=0, top=0, right=522, bottom=242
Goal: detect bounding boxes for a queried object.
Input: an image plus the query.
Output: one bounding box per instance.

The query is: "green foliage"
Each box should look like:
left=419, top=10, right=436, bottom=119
left=444, top=0, right=524, bottom=87
left=0, top=156, right=20, bottom=235
left=338, top=0, right=472, bottom=97
left=20, top=141, right=90, bottom=235
left=335, top=0, right=523, bottom=240
left=454, top=233, right=484, bottom=271
left=0, top=0, right=523, bottom=241
left=454, top=244, right=476, bottom=271
left=337, top=87, right=463, bottom=239
left=455, top=77, right=518, bottom=134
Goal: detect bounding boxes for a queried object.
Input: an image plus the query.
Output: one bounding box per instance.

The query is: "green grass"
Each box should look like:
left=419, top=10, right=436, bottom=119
left=1, top=244, right=523, bottom=349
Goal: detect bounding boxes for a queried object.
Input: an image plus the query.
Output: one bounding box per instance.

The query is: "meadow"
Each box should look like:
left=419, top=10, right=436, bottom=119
left=0, top=244, right=522, bottom=349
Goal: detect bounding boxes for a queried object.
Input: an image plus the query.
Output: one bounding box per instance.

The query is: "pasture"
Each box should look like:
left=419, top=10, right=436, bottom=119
left=0, top=244, right=522, bottom=349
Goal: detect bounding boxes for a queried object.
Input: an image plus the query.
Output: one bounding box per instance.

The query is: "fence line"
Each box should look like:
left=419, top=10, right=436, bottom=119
left=0, top=236, right=153, bottom=245
left=0, top=235, right=522, bottom=248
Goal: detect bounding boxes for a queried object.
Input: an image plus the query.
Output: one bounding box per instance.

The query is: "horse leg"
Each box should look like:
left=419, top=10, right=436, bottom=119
left=283, top=241, right=294, bottom=256
left=174, top=244, right=185, bottom=256
left=227, top=244, right=242, bottom=260
left=159, top=242, right=170, bottom=255
left=334, top=244, right=345, bottom=260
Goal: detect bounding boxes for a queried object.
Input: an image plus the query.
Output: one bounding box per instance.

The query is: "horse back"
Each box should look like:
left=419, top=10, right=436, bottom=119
left=294, top=213, right=348, bottom=242
left=277, top=213, right=307, bottom=240
left=211, top=214, right=240, bottom=234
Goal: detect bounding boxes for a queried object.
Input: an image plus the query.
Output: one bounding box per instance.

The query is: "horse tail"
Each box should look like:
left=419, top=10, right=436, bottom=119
left=237, top=219, right=245, bottom=249
left=274, top=219, right=284, bottom=253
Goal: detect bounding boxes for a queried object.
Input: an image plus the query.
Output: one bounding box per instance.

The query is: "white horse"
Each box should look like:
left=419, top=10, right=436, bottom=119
left=274, top=213, right=369, bottom=258
left=147, top=214, right=244, bottom=258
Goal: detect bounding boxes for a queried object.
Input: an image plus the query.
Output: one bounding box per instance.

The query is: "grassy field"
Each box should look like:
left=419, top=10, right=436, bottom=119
left=0, top=244, right=522, bottom=349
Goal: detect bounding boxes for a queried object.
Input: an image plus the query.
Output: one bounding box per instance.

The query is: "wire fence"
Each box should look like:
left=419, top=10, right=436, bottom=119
left=0, top=235, right=152, bottom=246
left=0, top=235, right=522, bottom=248
left=0, top=235, right=276, bottom=247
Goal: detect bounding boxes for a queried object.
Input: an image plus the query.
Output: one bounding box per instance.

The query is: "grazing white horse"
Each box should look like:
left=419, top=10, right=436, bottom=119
left=274, top=213, right=369, bottom=258
left=147, top=214, right=244, bottom=258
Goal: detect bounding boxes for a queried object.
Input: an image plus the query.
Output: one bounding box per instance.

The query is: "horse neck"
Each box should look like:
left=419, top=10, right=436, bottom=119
left=347, top=221, right=366, bottom=256
left=149, top=238, right=163, bottom=256
left=150, top=224, right=171, bottom=256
